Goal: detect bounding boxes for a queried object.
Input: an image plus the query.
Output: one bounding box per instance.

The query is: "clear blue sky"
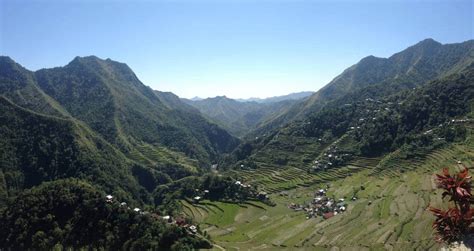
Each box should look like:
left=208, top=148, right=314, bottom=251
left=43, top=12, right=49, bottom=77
left=1, top=0, right=472, bottom=99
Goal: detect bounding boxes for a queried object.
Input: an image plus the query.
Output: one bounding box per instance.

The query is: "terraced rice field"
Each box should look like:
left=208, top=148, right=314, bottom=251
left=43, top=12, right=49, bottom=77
left=126, top=141, right=199, bottom=172
left=187, top=166, right=443, bottom=250
left=186, top=136, right=474, bottom=250
left=226, top=158, right=379, bottom=194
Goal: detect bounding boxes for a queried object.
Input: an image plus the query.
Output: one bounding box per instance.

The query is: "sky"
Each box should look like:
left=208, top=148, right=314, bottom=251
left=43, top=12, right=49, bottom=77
left=1, top=0, right=472, bottom=99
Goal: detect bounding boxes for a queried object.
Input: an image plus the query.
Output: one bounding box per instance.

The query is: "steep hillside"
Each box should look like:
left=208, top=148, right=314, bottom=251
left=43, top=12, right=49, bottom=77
left=0, top=56, right=241, bottom=207
left=226, top=61, right=474, bottom=171
left=255, top=39, right=474, bottom=135
left=1, top=56, right=239, bottom=167
left=184, top=96, right=297, bottom=137
left=0, top=96, right=144, bottom=204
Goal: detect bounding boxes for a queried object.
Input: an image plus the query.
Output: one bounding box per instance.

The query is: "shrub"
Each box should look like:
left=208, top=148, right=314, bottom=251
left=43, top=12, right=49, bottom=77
left=429, top=167, right=473, bottom=243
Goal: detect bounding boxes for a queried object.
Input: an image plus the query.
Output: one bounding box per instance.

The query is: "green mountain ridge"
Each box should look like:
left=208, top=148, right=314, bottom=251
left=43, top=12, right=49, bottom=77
left=0, top=55, right=241, bottom=206
left=34, top=56, right=239, bottom=165
left=225, top=39, right=474, bottom=172
left=253, top=39, right=474, bottom=135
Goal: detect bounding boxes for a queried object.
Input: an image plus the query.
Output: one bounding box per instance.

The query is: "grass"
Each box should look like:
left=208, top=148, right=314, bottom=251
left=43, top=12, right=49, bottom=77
left=202, top=201, right=241, bottom=227
left=197, top=128, right=474, bottom=250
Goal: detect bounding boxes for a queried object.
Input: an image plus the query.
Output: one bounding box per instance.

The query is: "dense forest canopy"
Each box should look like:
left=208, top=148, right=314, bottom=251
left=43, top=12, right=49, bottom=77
left=0, top=179, right=211, bottom=250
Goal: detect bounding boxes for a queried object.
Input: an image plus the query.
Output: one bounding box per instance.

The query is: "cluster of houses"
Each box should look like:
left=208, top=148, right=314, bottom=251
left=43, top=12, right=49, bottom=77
left=288, top=188, right=355, bottom=220
left=312, top=145, right=352, bottom=171
left=104, top=194, right=199, bottom=235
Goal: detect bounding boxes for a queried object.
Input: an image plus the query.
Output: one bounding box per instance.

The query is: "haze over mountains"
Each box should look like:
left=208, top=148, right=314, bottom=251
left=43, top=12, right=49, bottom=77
left=1, top=38, right=473, bottom=249
left=182, top=93, right=312, bottom=137
left=188, top=91, right=314, bottom=104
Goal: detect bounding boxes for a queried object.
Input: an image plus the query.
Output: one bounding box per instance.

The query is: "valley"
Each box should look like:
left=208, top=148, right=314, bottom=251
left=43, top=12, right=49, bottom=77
left=1, top=38, right=473, bottom=250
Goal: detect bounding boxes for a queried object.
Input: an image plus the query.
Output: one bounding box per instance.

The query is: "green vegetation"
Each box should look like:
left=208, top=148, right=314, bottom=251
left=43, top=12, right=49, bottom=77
left=0, top=179, right=210, bottom=250
left=0, top=39, right=473, bottom=249
left=193, top=137, right=473, bottom=250
left=205, top=39, right=474, bottom=249
left=227, top=41, right=474, bottom=171
left=153, top=174, right=271, bottom=215
left=34, top=56, right=239, bottom=166
left=252, top=39, right=474, bottom=136
left=0, top=55, right=243, bottom=249
left=0, top=96, right=143, bottom=204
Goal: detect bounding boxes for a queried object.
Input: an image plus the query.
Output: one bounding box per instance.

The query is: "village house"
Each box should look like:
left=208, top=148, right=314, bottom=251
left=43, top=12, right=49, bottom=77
left=105, top=194, right=113, bottom=203
left=189, top=225, right=197, bottom=234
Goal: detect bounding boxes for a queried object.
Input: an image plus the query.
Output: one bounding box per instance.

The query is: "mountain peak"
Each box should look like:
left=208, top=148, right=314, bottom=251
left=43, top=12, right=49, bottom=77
left=66, top=56, right=137, bottom=81
left=0, top=56, right=16, bottom=65
left=190, top=96, right=203, bottom=101
left=69, top=55, right=101, bottom=65
left=408, top=38, right=442, bottom=51
left=68, top=56, right=128, bottom=68
left=358, top=55, right=384, bottom=64
left=0, top=56, right=30, bottom=79
left=417, top=38, right=441, bottom=45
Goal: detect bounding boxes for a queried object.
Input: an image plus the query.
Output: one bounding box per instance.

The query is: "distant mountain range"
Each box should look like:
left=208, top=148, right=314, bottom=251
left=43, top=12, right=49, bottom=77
left=182, top=92, right=313, bottom=137
left=235, top=91, right=314, bottom=103
left=182, top=96, right=299, bottom=137
left=189, top=91, right=313, bottom=104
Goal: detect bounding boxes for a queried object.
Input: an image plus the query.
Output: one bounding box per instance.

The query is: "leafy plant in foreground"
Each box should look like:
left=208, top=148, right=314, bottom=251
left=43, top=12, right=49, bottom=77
left=430, top=167, right=473, bottom=243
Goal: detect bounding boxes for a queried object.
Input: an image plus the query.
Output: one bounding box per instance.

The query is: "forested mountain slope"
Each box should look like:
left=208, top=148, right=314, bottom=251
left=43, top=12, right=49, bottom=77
left=0, top=56, right=243, bottom=249
left=34, top=56, right=238, bottom=165
left=0, top=56, right=240, bottom=205
left=0, top=179, right=211, bottom=250
left=253, top=39, right=474, bottom=135
left=0, top=56, right=69, bottom=117
left=0, top=96, right=146, bottom=205
left=226, top=46, right=474, bottom=171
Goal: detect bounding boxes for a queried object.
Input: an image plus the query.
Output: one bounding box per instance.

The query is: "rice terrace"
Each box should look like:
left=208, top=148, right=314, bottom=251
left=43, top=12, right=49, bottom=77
left=185, top=129, right=474, bottom=250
